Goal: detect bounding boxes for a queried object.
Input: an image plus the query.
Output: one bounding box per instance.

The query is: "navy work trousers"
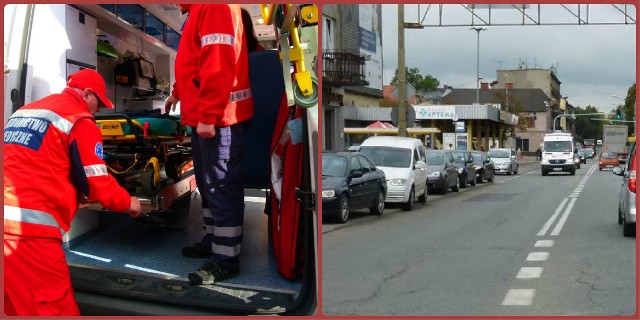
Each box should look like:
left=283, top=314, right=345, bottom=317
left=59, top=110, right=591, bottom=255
left=191, top=122, right=248, bottom=269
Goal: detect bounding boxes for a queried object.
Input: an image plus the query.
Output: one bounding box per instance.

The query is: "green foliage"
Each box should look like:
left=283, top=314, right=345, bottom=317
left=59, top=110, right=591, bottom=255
left=390, top=67, right=440, bottom=91
left=574, top=105, right=604, bottom=141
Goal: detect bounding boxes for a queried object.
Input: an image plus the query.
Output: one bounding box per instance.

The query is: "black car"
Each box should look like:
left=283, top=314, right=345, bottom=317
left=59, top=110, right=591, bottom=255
left=451, top=150, right=477, bottom=188
left=322, top=151, right=387, bottom=223
left=470, top=151, right=495, bottom=183
left=426, top=150, right=460, bottom=194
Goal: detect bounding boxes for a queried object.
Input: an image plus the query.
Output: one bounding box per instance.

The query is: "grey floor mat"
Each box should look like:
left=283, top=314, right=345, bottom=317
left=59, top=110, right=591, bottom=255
left=64, top=191, right=301, bottom=293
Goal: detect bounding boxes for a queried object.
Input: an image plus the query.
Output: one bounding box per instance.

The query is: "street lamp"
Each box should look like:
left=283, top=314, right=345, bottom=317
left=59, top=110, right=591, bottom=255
left=471, top=27, right=487, bottom=105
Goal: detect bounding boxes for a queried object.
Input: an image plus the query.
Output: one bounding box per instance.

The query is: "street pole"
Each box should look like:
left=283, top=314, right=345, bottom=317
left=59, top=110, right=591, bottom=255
left=553, top=113, right=605, bottom=131
left=397, top=4, right=408, bottom=137
left=471, top=27, right=486, bottom=105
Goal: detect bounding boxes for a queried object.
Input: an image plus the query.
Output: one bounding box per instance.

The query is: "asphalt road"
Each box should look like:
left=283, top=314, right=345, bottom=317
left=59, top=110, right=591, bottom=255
left=321, top=159, right=636, bottom=316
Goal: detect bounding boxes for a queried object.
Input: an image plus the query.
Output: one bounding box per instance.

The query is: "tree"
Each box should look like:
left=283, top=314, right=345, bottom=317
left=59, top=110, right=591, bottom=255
left=574, top=105, right=603, bottom=141
left=390, top=67, right=440, bottom=91
left=624, top=83, right=636, bottom=135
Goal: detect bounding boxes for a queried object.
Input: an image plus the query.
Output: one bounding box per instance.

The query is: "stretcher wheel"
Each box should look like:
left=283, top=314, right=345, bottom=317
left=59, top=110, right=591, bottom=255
left=141, top=167, right=158, bottom=197
left=165, top=156, right=180, bottom=182
left=292, top=77, right=318, bottom=108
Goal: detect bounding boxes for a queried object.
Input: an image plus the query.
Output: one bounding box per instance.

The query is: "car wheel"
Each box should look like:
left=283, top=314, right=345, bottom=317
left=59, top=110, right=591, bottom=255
left=514, top=165, right=518, bottom=175
left=418, top=188, right=427, bottom=203
left=470, top=174, right=477, bottom=186
left=369, top=189, right=385, bottom=216
left=476, top=170, right=483, bottom=184
left=337, top=194, right=350, bottom=223
left=618, top=207, right=623, bottom=225
left=403, top=187, right=415, bottom=211
left=487, top=171, right=494, bottom=182
left=570, top=169, right=576, bottom=175
left=460, top=174, right=467, bottom=188
left=542, top=170, right=548, bottom=176
left=441, top=179, right=448, bottom=194
left=451, top=176, right=460, bottom=192
left=623, top=215, right=635, bottom=237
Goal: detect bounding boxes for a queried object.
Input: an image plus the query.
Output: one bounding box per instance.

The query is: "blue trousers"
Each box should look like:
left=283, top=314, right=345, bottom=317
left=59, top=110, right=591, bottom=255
left=191, top=122, right=248, bottom=269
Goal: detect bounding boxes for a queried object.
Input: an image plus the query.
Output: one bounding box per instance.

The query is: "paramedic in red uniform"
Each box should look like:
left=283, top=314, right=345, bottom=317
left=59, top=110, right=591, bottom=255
left=164, top=4, right=254, bottom=284
left=4, top=69, right=142, bottom=316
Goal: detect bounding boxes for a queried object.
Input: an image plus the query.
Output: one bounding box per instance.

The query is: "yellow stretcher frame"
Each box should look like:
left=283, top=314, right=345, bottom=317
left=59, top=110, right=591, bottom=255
left=259, top=4, right=318, bottom=108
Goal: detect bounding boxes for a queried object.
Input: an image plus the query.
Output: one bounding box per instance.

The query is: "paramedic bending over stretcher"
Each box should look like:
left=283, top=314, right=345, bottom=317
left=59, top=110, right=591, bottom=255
left=164, top=4, right=254, bottom=285
left=4, top=69, right=142, bottom=316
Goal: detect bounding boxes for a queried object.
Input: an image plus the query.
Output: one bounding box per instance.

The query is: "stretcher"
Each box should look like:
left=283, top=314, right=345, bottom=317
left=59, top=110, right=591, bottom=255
left=87, top=111, right=196, bottom=224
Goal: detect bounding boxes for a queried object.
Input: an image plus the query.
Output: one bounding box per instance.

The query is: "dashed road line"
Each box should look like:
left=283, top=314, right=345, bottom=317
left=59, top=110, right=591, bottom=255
left=534, top=240, right=554, bottom=247
left=502, top=163, right=597, bottom=308
left=526, top=252, right=549, bottom=261
left=502, top=289, right=535, bottom=306
left=516, top=267, right=544, bottom=279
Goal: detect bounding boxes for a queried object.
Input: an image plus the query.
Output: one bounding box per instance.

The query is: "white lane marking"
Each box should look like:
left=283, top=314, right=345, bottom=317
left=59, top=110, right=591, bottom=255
left=537, top=198, right=568, bottom=236
left=526, top=252, right=549, bottom=261
left=502, top=289, right=535, bottom=305
left=550, top=197, right=578, bottom=236
left=534, top=240, right=554, bottom=247
left=516, top=267, right=544, bottom=279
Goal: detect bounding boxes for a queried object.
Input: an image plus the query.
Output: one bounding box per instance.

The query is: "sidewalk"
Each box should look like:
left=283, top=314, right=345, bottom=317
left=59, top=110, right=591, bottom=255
left=519, top=155, right=539, bottom=165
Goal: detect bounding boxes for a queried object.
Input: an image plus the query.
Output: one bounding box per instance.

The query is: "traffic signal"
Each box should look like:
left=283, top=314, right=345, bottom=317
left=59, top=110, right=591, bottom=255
left=615, top=108, right=622, bottom=120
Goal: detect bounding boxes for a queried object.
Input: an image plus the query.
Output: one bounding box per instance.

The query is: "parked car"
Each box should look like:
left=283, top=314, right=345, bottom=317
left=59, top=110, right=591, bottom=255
left=359, top=136, right=428, bottom=211
left=425, top=150, right=460, bottom=194
left=599, top=152, right=620, bottom=170
left=613, top=142, right=636, bottom=237
left=450, top=150, right=477, bottom=188
left=470, top=151, right=495, bottom=183
left=322, top=151, right=387, bottom=223
left=488, top=148, right=519, bottom=175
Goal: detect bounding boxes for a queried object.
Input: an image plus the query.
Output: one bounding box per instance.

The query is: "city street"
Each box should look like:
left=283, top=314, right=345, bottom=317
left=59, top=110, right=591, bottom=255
left=322, top=159, right=636, bottom=316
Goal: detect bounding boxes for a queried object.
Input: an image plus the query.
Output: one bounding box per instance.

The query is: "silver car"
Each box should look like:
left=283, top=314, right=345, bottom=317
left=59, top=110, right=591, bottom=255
left=488, top=148, right=519, bottom=175
left=614, top=142, right=636, bottom=237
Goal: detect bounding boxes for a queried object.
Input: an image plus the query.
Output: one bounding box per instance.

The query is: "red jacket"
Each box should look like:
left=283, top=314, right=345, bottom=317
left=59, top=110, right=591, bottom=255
left=4, top=88, right=131, bottom=239
left=172, top=4, right=254, bottom=127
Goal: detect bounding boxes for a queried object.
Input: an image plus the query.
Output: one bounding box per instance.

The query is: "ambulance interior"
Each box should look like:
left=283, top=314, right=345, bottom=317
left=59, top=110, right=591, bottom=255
left=4, top=4, right=317, bottom=315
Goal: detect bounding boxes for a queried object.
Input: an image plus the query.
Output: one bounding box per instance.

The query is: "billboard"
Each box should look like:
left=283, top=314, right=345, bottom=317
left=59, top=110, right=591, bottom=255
left=359, top=4, right=383, bottom=90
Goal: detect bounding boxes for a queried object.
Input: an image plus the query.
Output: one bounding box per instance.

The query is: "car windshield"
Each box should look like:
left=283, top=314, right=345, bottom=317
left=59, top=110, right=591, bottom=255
left=544, top=141, right=573, bottom=152
left=426, top=153, right=444, bottom=165
left=359, top=146, right=411, bottom=168
left=602, top=152, right=618, bottom=159
left=470, top=152, right=482, bottom=164
left=322, top=155, right=347, bottom=177
left=451, top=151, right=467, bottom=164
left=488, top=150, right=510, bottom=158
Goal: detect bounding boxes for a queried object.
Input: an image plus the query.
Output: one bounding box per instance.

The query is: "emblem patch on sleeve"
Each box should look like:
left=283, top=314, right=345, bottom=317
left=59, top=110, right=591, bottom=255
left=95, top=142, right=104, bottom=159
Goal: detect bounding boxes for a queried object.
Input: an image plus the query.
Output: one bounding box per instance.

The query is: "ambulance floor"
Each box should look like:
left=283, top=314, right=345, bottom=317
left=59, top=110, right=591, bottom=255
left=64, top=189, right=302, bottom=295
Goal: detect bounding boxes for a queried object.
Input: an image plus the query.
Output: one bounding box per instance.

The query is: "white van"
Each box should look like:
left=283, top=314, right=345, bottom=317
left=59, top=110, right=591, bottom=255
left=541, top=132, right=576, bottom=175
left=359, top=136, right=428, bottom=211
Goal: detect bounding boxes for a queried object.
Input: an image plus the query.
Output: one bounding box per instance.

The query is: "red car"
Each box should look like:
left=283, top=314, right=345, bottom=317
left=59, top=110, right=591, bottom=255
left=599, top=152, right=620, bottom=170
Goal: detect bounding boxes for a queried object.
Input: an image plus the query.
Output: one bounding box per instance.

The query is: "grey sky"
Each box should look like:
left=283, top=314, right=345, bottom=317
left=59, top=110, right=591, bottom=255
left=381, top=4, right=636, bottom=112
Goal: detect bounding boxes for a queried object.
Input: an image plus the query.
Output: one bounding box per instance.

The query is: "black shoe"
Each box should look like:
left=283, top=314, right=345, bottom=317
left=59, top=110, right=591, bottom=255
left=188, top=261, right=239, bottom=285
left=181, top=243, right=212, bottom=258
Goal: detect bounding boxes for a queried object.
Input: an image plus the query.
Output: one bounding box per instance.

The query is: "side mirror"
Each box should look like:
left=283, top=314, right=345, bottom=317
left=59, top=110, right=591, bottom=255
left=414, top=161, right=427, bottom=170
left=351, top=170, right=363, bottom=178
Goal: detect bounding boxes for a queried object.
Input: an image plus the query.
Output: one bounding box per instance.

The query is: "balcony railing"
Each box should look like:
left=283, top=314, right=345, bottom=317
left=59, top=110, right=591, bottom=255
left=322, top=50, right=369, bottom=87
